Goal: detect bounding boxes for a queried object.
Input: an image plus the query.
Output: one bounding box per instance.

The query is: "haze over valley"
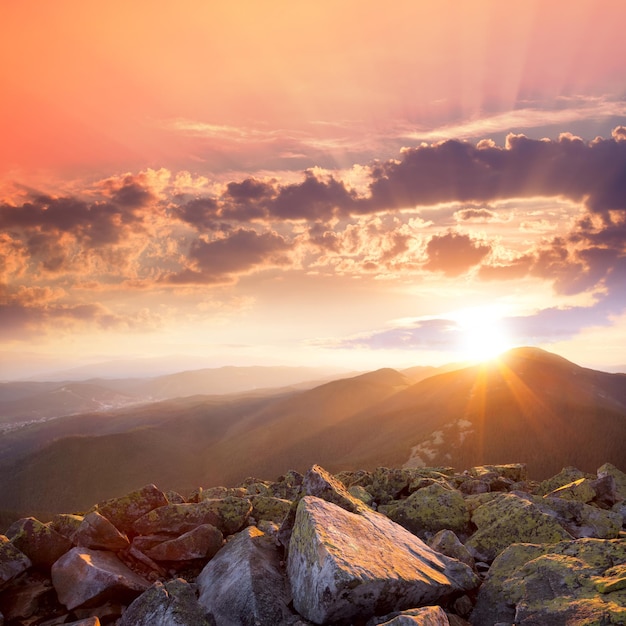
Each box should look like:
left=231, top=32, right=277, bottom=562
left=1, top=347, right=624, bottom=523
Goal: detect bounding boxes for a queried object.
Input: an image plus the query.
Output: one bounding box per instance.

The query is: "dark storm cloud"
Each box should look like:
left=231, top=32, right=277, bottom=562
left=166, top=228, right=293, bottom=284
left=424, top=231, right=491, bottom=277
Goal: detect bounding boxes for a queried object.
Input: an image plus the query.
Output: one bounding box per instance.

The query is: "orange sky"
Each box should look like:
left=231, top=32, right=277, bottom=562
left=1, top=0, right=626, bottom=378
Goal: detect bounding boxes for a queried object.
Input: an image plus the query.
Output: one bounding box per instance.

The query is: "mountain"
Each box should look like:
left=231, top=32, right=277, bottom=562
left=0, top=348, right=624, bottom=517
left=0, top=365, right=345, bottom=426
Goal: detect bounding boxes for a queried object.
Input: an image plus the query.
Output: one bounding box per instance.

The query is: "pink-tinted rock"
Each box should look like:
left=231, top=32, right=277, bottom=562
left=51, top=547, right=149, bottom=610
left=144, top=524, right=223, bottom=561
left=72, top=512, right=130, bottom=551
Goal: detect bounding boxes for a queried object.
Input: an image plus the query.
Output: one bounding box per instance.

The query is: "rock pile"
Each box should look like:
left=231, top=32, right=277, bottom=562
left=0, top=462, right=624, bottom=625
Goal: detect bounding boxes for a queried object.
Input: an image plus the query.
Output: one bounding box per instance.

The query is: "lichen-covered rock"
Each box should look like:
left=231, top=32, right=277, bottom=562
left=469, top=464, right=527, bottom=483
left=544, top=477, right=596, bottom=503
left=428, top=530, right=475, bottom=570
left=197, top=526, right=295, bottom=625
left=144, top=524, right=223, bottom=561
left=51, top=547, right=150, bottom=610
left=164, top=490, right=186, bottom=504
left=271, top=469, right=304, bottom=501
left=375, top=606, right=451, bottom=625
left=96, top=484, right=168, bottom=534
left=119, top=578, right=212, bottom=626
left=250, top=495, right=292, bottom=523
left=133, top=497, right=251, bottom=536
left=50, top=513, right=84, bottom=540
left=539, top=496, right=622, bottom=539
left=349, top=484, right=375, bottom=506
left=0, top=536, right=31, bottom=587
left=470, top=538, right=626, bottom=625
left=5, top=518, right=72, bottom=570
left=287, top=496, right=479, bottom=624
left=278, top=464, right=367, bottom=550
left=465, top=493, right=572, bottom=562
left=381, top=483, right=470, bottom=539
left=199, top=486, right=247, bottom=500
left=598, top=463, right=626, bottom=501
left=302, top=464, right=367, bottom=513
left=72, top=512, right=130, bottom=551
left=538, top=466, right=594, bottom=495
left=367, top=467, right=416, bottom=505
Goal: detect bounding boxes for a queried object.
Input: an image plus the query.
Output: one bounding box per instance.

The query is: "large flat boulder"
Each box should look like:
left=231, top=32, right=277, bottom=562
left=197, top=526, right=294, bottom=625
left=287, top=496, right=479, bottom=624
left=51, top=547, right=150, bottom=610
left=470, top=538, right=626, bottom=625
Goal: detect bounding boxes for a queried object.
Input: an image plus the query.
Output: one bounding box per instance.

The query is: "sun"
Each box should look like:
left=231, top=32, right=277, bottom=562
left=451, top=306, right=516, bottom=362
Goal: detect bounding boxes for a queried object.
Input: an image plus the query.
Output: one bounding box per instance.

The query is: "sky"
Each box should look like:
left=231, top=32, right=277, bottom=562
left=1, top=0, right=626, bottom=379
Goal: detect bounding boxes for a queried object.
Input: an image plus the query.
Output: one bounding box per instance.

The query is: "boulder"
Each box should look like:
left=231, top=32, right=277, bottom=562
left=367, top=467, right=416, bottom=505
left=144, top=524, right=223, bottom=562
left=49, top=514, right=84, bottom=540
left=381, top=483, right=470, bottom=539
left=271, top=469, right=304, bottom=500
left=5, top=518, right=72, bottom=570
left=470, top=538, right=626, bottom=625
left=539, top=496, right=622, bottom=539
left=349, top=484, right=375, bottom=506
left=250, top=495, right=292, bottom=523
left=538, top=466, right=594, bottom=495
left=96, top=484, right=168, bottom=534
left=51, top=547, right=150, bottom=610
left=597, top=463, right=626, bottom=501
left=72, top=512, right=130, bottom=551
left=278, top=464, right=366, bottom=549
left=465, top=493, right=572, bottom=562
left=375, top=606, right=451, bottom=625
left=287, top=496, right=479, bottom=624
left=120, top=578, right=212, bottom=626
left=133, top=497, right=251, bottom=536
left=428, top=530, right=475, bottom=570
left=544, top=477, right=596, bottom=503
left=197, top=526, right=294, bottom=625
left=0, top=536, right=30, bottom=587
left=469, top=464, right=527, bottom=483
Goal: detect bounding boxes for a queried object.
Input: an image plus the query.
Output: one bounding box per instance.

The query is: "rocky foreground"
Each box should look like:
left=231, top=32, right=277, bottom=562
left=0, top=463, right=625, bottom=625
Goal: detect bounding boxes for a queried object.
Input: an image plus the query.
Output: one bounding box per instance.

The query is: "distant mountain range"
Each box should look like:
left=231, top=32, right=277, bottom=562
left=0, top=365, right=345, bottom=426
left=0, top=348, right=624, bottom=519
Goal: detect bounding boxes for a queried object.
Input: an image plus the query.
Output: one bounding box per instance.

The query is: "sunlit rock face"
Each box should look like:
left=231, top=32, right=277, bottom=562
left=287, top=496, right=479, bottom=624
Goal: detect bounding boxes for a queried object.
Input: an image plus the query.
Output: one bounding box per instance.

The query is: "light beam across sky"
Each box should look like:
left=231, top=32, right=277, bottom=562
left=1, top=0, right=625, bottom=379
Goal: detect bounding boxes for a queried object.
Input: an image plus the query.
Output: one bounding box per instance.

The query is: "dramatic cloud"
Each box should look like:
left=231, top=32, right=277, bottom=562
left=424, top=232, right=491, bottom=277
left=166, top=228, right=293, bottom=284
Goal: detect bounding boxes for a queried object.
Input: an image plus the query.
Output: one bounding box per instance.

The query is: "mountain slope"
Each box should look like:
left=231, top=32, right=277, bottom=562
left=0, top=348, right=624, bottom=516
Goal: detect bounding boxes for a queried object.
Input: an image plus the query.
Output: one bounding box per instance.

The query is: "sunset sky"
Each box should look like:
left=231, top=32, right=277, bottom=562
left=2, top=0, right=626, bottom=379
